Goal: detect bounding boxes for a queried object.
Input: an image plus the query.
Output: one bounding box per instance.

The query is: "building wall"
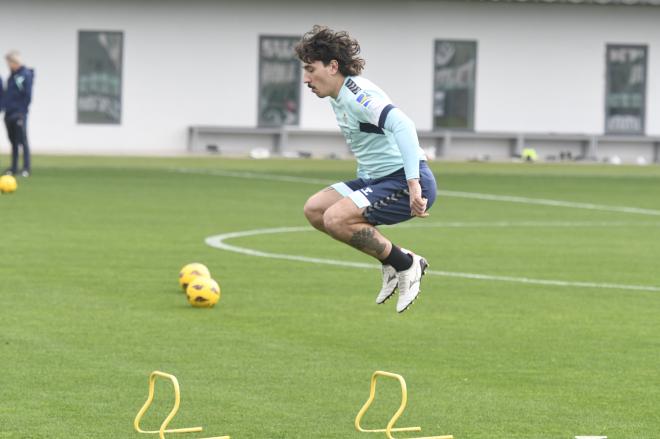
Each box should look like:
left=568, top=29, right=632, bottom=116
left=0, top=0, right=658, bottom=155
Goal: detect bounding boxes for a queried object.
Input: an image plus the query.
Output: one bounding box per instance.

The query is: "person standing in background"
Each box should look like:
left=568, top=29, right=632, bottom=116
left=4, top=50, right=34, bottom=177
left=0, top=71, right=3, bottom=170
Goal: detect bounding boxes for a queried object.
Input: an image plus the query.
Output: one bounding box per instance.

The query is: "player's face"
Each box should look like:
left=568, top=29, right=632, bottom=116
left=303, top=60, right=341, bottom=99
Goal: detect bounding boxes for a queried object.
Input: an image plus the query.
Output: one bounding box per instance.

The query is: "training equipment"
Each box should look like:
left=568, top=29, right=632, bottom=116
left=134, top=370, right=230, bottom=439
left=178, top=262, right=211, bottom=291
left=355, top=371, right=453, bottom=439
left=521, top=148, right=538, bottom=162
left=186, top=277, right=221, bottom=308
left=396, top=254, right=428, bottom=313
left=0, top=175, right=17, bottom=194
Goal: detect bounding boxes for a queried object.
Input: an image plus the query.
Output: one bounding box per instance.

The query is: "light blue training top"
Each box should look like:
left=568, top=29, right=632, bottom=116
left=330, top=76, right=426, bottom=180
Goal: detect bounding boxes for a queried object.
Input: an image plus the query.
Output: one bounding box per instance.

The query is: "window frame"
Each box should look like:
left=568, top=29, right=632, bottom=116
left=76, top=30, right=124, bottom=125
left=604, top=43, right=648, bottom=135
left=257, top=34, right=302, bottom=128
left=432, top=39, right=477, bottom=131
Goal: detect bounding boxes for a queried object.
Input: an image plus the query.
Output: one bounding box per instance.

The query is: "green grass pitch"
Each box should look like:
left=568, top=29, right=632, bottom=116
left=1, top=156, right=659, bottom=439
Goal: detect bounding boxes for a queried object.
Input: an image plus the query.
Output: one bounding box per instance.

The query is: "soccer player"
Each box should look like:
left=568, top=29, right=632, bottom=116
left=295, top=25, right=437, bottom=313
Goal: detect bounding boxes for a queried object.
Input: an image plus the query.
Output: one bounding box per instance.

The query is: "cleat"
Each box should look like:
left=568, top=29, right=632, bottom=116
left=396, top=254, right=428, bottom=313
left=376, top=265, right=398, bottom=304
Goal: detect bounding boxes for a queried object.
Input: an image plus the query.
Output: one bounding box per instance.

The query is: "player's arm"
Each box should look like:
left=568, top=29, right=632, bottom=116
left=382, top=108, right=428, bottom=217
left=352, top=93, right=428, bottom=216
left=381, top=107, right=421, bottom=180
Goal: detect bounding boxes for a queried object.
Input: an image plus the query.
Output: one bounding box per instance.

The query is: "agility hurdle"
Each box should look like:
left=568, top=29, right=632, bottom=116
left=355, top=370, right=453, bottom=439
left=134, top=370, right=230, bottom=439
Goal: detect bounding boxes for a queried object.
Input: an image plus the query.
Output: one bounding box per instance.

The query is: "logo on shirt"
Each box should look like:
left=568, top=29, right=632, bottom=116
left=345, top=78, right=361, bottom=94
left=356, top=93, right=373, bottom=108
left=15, top=76, right=25, bottom=91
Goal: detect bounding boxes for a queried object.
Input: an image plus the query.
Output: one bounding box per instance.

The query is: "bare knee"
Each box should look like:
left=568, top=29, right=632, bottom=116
left=304, top=197, right=326, bottom=231
left=304, top=188, right=343, bottom=232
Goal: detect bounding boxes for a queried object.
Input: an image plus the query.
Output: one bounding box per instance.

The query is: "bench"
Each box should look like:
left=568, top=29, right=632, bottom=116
left=187, top=125, right=660, bottom=163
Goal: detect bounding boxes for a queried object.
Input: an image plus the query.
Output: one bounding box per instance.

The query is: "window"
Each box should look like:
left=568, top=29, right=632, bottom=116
left=605, top=44, right=647, bottom=135
left=433, top=40, right=477, bottom=130
left=258, top=35, right=301, bottom=127
left=77, top=31, right=123, bottom=124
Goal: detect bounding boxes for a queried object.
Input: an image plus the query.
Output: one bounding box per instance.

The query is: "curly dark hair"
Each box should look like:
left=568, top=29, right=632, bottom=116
left=295, top=25, right=365, bottom=77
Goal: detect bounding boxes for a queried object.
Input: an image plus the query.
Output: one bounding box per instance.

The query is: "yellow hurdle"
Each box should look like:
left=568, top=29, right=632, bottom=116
left=354, top=371, right=453, bottom=439
left=133, top=370, right=230, bottom=439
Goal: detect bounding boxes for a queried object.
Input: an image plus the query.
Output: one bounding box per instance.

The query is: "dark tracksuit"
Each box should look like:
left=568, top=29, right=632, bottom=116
left=0, top=76, right=3, bottom=167
left=3, top=66, right=34, bottom=174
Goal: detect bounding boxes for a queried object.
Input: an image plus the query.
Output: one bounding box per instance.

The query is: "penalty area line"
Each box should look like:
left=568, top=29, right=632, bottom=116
left=204, top=227, right=660, bottom=293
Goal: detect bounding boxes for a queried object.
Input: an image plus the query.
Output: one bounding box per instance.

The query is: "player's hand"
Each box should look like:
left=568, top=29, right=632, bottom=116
left=407, top=178, right=429, bottom=217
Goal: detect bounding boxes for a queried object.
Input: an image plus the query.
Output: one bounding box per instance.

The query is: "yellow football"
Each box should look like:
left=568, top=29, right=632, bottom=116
left=186, top=277, right=221, bottom=308
left=0, top=175, right=18, bottom=194
left=178, top=262, right=211, bottom=291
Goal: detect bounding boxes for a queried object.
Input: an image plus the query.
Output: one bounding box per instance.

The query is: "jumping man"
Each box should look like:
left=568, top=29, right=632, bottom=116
left=295, top=25, right=438, bottom=313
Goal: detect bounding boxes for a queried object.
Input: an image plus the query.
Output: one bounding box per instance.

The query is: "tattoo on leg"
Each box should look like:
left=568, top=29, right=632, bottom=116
left=349, top=227, right=386, bottom=255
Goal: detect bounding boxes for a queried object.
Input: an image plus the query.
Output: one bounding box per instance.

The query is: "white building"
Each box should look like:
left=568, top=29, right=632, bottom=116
left=1, top=0, right=659, bottom=161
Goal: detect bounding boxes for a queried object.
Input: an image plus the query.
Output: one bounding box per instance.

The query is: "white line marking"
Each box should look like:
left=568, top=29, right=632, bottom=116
left=176, top=168, right=660, bottom=217
left=176, top=168, right=332, bottom=185
left=205, top=226, right=660, bottom=293
left=437, top=189, right=660, bottom=216
left=394, top=220, right=660, bottom=229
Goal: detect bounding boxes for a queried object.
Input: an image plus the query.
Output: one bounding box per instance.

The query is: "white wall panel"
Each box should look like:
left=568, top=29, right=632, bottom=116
left=0, top=0, right=657, bottom=154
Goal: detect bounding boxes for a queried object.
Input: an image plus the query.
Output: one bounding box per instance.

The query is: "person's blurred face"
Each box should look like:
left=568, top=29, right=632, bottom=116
left=303, top=60, right=343, bottom=99
left=7, top=59, right=20, bottom=72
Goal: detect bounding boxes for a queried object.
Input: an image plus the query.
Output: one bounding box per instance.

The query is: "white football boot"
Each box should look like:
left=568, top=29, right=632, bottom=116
left=376, top=264, right=398, bottom=304
left=375, top=248, right=413, bottom=305
left=396, top=253, right=429, bottom=313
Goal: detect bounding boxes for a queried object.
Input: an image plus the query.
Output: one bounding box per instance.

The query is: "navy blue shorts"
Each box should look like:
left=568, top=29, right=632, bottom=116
left=331, top=161, right=437, bottom=226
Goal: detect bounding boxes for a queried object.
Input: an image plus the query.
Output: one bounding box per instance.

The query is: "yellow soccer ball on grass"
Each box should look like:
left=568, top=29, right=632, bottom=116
left=0, top=175, right=18, bottom=194
left=186, top=277, right=221, bottom=308
left=178, top=262, right=211, bottom=291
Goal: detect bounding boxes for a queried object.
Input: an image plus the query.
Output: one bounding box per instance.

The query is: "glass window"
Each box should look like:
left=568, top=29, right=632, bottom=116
left=605, top=44, right=647, bottom=135
left=433, top=40, right=477, bottom=130
left=258, top=35, right=301, bottom=127
left=77, top=31, right=123, bottom=124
